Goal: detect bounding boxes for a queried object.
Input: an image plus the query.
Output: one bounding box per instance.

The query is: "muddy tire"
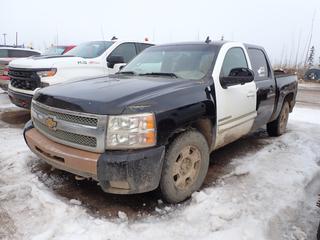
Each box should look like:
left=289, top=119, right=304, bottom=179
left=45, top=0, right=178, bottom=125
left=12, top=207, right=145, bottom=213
left=267, top=101, right=290, bottom=137
left=160, top=130, right=209, bottom=203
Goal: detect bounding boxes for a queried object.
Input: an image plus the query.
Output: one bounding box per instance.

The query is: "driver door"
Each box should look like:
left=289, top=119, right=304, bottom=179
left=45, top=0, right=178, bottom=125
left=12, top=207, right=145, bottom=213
left=213, top=45, right=257, bottom=149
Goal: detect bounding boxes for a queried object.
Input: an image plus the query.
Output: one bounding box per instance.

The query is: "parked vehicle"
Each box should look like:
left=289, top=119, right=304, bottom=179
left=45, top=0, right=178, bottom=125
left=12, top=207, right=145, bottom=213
left=0, top=47, right=41, bottom=90
left=304, top=67, right=320, bottom=81
left=43, top=45, right=76, bottom=56
left=23, top=41, right=298, bottom=203
left=8, top=40, right=153, bottom=108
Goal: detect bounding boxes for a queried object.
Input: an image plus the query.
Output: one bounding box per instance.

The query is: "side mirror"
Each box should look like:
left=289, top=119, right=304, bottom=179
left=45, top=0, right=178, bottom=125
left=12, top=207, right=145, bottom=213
left=107, top=56, right=125, bottom=68
left=220, top=68, right=254, bottom=89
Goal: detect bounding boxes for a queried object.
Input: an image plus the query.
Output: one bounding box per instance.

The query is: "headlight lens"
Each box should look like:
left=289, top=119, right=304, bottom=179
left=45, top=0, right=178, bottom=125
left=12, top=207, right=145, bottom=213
left=3, top=67, right=9, bottom=76
left=106, top=113, right=156, bottom=149
left=37, top=68, right=57, bottom=78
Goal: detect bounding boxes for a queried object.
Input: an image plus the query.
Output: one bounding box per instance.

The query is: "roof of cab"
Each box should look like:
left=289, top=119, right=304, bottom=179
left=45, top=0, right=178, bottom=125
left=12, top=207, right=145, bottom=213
left=156, top=41, right=227, bottom=47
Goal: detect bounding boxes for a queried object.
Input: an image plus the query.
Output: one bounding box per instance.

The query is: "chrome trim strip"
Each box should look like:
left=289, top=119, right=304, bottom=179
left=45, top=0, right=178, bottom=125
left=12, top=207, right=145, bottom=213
left=31, top=100, right=108, bottom=153
left=218, top=117, right=256, bottom=134
left=32, top=100, right=102, bottom=119
left=218, top=115, right=232, bottom=123
left=218, top=111, right=256, bottom=127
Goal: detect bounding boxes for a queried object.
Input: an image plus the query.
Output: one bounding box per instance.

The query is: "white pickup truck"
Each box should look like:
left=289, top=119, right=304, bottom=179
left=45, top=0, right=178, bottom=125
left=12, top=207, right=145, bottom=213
left=8, top=40, right=153, bottom=108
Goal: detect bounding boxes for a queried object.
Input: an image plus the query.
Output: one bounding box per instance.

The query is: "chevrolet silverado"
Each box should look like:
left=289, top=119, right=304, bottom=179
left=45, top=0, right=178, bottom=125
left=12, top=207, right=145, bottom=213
left=24, top=41, right=298, bottom=203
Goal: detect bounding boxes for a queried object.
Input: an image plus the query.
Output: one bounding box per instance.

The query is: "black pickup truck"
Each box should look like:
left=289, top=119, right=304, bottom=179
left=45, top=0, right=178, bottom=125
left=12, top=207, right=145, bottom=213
left=24, top=41, right=298, bottom=203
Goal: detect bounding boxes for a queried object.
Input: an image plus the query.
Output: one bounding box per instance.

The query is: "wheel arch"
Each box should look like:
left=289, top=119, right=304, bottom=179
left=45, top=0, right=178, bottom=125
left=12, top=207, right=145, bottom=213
left=284, top=92, right=295, bottom=112
left=159, top=100, right=216, bottom=151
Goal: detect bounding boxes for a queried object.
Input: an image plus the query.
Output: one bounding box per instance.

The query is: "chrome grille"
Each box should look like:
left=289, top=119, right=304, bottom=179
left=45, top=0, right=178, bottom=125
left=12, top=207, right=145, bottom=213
left=31, top=100, right=108, bottom=153
left=33, top=102, right=98, bottom=127
left=34, top=118, right=97, bottom=147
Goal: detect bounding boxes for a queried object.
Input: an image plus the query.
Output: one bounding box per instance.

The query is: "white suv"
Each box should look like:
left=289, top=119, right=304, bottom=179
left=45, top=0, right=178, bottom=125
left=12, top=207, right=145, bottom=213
left=8, top=40, right=153, bottom=108
left=0, top=47, right=41, bottom=90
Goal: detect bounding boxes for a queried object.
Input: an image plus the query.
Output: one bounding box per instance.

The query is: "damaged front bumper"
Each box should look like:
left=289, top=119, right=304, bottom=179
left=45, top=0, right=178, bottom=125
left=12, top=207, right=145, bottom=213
left=24, top=120, right=165, bottom=194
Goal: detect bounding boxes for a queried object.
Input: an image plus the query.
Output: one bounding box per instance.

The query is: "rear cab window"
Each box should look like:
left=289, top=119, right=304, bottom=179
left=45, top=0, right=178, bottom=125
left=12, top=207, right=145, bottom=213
left=247, top=48, right=270, bottom=81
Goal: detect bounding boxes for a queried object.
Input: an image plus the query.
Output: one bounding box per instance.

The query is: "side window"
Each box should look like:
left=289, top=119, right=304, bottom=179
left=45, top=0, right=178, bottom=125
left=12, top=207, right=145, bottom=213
left=8, top=50, right=40, bottom=57
left=8, top=50, right=21, bottom=57
left=220, top=47, right=248, bottom=77
left=109, top=43, right=137, bottom=63
left=248, top=48, right=270, bottom=80
left=0, top=49, right=8, bottom=57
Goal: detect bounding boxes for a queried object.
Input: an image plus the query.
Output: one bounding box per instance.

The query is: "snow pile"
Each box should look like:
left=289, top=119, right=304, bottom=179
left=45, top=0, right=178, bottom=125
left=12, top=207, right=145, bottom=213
left=0, top=107, right=320, bottom=240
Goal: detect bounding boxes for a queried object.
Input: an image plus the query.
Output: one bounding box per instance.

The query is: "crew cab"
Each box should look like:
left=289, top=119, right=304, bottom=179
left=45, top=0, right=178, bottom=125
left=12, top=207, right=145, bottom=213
left=8, top=40, right=153, bottom=108
left=0, top=47, right=41, bottom=90
left=23, top=41, right=298, bottom=203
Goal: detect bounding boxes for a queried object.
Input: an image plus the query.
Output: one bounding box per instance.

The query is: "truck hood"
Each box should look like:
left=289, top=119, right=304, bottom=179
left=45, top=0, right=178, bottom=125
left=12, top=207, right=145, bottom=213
left=9, top=55, right=89, bottom=69
left=34, top=75, right=204, bottom=115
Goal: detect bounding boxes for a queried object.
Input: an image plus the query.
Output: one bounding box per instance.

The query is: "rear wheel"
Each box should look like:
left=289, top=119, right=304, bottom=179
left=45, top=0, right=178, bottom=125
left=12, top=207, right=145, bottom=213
left=267, top=101, right=290, bottom=136
left=160, top=130, right=209, bottom=203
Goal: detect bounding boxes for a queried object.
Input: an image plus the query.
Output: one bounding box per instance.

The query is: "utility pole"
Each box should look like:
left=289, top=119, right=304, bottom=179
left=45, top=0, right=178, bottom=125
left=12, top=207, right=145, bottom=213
left=16, top=32, right=18, bottom=46
left=2, top=33, right=7, bottom=45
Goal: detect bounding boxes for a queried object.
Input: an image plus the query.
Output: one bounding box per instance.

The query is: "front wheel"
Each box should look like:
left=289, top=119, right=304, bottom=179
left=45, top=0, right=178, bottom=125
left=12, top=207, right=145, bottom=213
left=160, top=130, right=210, bottom=203
left=267, top=101, right=290, bottom=137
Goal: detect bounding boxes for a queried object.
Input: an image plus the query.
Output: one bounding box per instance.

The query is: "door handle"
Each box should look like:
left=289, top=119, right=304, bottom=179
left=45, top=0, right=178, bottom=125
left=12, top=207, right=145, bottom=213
left=269, top=85, right=275, bottom=93
left=247, top=92, right=255, bottom=98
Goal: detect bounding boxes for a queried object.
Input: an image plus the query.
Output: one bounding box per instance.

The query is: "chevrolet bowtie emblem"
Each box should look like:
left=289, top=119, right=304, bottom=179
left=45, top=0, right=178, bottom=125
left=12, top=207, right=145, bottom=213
left=45, top=117, right=57, bottom=129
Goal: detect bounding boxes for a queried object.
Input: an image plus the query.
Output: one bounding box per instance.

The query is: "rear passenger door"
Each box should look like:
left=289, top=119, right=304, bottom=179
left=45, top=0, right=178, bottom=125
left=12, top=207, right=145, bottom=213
left=107, top=43, right=137, bottom=74
left=247, top=48, right=276, bottom=130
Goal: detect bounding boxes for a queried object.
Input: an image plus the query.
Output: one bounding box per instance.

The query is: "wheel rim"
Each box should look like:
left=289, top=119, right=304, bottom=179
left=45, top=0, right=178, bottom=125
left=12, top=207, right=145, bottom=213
left=172, top=145, right=201, bottom=190
left=309, top=73, right=316, bottom=80
left=279, top=104, right=289, bottom=133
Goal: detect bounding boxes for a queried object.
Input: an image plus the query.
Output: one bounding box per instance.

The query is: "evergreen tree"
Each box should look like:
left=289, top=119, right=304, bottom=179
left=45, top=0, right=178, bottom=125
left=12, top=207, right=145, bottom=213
left=307, top=46, right=315, bottom=67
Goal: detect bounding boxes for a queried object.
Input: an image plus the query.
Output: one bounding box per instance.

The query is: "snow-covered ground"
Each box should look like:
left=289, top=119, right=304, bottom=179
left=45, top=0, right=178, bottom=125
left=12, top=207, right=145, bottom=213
left=0, top=107, right=320, bottom=240
left=0, top=90, right=17, bottom=112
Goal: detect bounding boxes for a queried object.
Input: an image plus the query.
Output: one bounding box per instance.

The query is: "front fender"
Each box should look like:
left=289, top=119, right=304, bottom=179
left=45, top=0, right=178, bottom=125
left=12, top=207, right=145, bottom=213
left=156, top=100, right=215, bottom=146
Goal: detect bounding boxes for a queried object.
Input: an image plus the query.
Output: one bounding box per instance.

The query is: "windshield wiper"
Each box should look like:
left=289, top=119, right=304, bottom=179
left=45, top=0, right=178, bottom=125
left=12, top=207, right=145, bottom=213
left=116, top=71, right=137, bottom=75
left=139, top=72, right=178, bottom=78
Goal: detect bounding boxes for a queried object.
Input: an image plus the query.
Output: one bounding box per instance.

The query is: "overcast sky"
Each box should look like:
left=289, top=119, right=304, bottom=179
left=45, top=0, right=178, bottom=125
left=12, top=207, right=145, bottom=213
left=1, top=0, right=320, bottom=66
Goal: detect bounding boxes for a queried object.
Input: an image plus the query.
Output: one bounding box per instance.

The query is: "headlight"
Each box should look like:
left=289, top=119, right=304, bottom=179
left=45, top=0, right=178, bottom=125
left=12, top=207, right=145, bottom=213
left=3, top=67, right=9, bottom=76
left=36, top=68, right=57, bottom=78
left=106, top=113, right=156, bottom=149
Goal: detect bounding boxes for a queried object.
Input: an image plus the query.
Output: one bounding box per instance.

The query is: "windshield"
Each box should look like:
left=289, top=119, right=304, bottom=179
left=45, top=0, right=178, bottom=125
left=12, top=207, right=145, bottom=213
left=65, top=41, right=114, bottom=58
left=121, top=44, right=216, bottom=80
left=0, top=49, right=9, bottom=58
left=44, top=46, right=66, bottom=55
